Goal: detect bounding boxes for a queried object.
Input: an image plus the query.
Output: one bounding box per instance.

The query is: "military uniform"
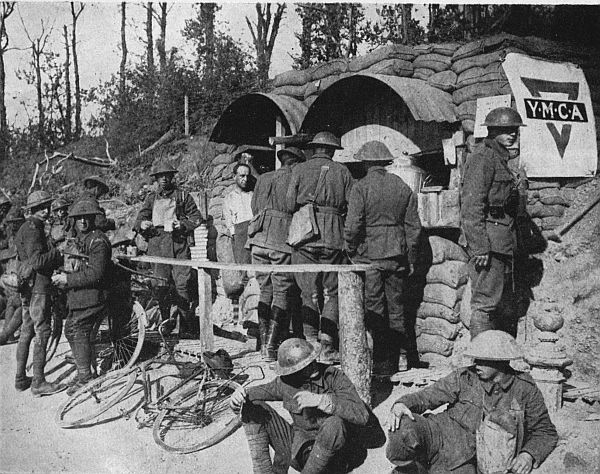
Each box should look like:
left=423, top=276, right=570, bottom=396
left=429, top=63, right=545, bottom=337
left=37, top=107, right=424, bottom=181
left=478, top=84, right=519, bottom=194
left=386, top=366, right=558, bottom=473
left=0, top=246, right=23, bottom=344
left=286, top=154, right=353, bottom=347
left=460, top=138, right=519, bottom=337
left=344, top=166, right=421, bottom=367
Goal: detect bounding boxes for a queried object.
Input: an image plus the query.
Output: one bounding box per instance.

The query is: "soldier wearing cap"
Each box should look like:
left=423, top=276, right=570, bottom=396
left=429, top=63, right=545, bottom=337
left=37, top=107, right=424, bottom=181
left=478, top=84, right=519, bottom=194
left=344, top=141, right=422, bottom=376
left=0, top=194, right=13, bottom=250
left=386, top=330, right=558, bottom=474
left=459, top=107, right=526, bottom=338
left=230, top=337, right=370, bottom=473
left=13, top=190, right=64, bottom=396
left=134, top=161, right=202, bottom=336
left=52, top=199, right=112, bottom=395
left=248, top=146, right=305, bottom=362
left=286, top=131, right=354, bottom=364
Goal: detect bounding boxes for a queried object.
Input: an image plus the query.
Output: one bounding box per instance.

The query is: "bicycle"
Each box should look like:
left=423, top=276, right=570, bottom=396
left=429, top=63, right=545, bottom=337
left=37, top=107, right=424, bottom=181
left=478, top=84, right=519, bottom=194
left=55, top=318, right=264, bottom=454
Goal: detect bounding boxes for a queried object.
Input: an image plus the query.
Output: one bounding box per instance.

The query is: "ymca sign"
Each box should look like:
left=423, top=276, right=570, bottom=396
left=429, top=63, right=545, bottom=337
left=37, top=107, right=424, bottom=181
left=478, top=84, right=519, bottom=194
left=503, top=53, right=597, bottom=177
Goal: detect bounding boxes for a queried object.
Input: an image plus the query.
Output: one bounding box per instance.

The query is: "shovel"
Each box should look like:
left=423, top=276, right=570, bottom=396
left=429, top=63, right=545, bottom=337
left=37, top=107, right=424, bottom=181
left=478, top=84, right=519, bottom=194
left=546, top=191, right=600, bottom=242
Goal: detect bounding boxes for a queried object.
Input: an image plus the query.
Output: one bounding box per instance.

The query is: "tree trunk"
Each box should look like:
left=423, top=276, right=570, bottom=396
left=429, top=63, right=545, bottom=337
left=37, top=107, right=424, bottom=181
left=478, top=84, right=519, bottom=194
left=119, top=2, right=127, bottom=96
left=0, top=3, right=14, bottom=163
left=71, top=2, right=84, bottom=139
left=200, top=3, right=215, bottom=86
left=34, top=45, right=44, bottom=146
left=299, top=8, right=312, bottom=69
left=63, top=25, right=71, bottom=143
left=146, top=2, right=154, bottom=74
left=157, top=2, right=167, bottom=73
left=247, top=3, right=285, bottom=89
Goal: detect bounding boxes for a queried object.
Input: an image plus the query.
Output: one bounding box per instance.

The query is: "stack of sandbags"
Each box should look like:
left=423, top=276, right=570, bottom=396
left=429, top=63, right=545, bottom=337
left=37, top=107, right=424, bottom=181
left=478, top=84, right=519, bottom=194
left=527, top=180, right=574, bottom=231
left=415, top=236, right=469, bottom=364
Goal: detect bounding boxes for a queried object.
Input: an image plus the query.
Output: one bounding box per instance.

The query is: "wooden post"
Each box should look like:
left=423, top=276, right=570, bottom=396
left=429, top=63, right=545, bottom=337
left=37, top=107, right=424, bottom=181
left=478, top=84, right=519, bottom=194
left=275, top=114, right=284, bottom=170
left=338, top=271, right=371, bottom=406
left=196, top=268, right=213, bottom=352
left=184, top=95, right=189, bottom=137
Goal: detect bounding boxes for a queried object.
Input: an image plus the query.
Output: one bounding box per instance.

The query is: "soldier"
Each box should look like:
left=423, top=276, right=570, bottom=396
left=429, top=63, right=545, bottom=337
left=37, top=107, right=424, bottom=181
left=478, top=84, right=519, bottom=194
left=386, top=330, right=558, bottom=474
left=13, top=190, right=64, bottom=396
left=223, top=161, right=254, bottom=265
left=52, top=199, right=112, bottom=395
left=459, top=107, right=525, bottom=338
left=286, top=131, right=353, bottom=364
left=49, top=197, right=69, bottom=246
left=248, top=146, right=305, bottom=362
left=344, top=141, right=422, bottom=375
left=0, top=194, right=12, bottom=250
left=134, top=161, right=202, bottom=337
left=230, top=338, right=370, bottom=474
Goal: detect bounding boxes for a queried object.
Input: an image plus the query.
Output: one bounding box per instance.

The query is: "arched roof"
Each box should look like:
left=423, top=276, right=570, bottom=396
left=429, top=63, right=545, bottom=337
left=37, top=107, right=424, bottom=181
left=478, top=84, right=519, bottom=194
left=210, top=93, right=308, bottom=145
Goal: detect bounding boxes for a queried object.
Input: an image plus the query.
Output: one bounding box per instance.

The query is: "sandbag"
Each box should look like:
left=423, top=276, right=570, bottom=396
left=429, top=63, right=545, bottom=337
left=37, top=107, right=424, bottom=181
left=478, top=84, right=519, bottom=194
left=462, top=119, right=475, bottom=134
left=413, top=44, right=433, bottom=55
left=272, top=83, right=308, bottom=99
left=457, top=62, right=507, bottom=88
left=423, top=283, right=462, bottom=309
left=210, top=163, right=228, bottom=180
left=432, top=42, right=462, bottom=57
left=457, top=100, right=477, bottom=121
left=429, top=236, right=468, bottom=264
left=416, top=317, right=461, bottom=340
left=413, top=68, right=436, bottom=80
left=420, top=352, right=453, bottom=368
left=527, top=203, right=566, bottom=218
left=452, top=33, right=532, bottom=62
left=426, top=260, right=468, bottom=289
left=321, top=72, right=351, bottom=90
left=528, top=180, right=560, bottom=190
left=216, top=233, right=244, bottom=298
left=303, top=95, right=318, bottom=108
left=428, top=70, right=457, bottom=92
left=365, top=58, right=413, bottom=77
left=417, top=333, right=454, bottom=356
left=348, top=44, right=417, bottom=72
left=273, top=69, right=311, bottom=87
left=452, top=48, right=525, bottom=75
left=539, top=194, right=570, bottom=207
left=541, top=216, right=562, bottom=229
left=212, top=153, right=234, bottom=166
left=452, top=80, right=512, bottom=106
left=310, top=59, right=348, bottom=81
left=210, top=185, right=227, bottom=198
left=417, top=302, right=461, bottom=324
left=413, top=53, right=452, bottom=73
left=460, top=278, right=472, bottom=328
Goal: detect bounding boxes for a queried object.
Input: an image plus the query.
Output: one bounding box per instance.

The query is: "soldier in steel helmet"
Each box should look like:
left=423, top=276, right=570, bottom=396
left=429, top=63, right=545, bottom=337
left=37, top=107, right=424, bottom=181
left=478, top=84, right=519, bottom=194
left=286, top=131, right=354, bottom=364
left=13, top=190, right=65, bottom=396
left=79, top=175, right=115, bottom=233
left=386, top=330, right=557, bottom=474
left=230, top=337, right=370, bottom=473
left=49, top=197, right=70, bottom=247
left=52, top=198, right=112, bottom=395
left=459, top=107, right=526, bottom=338
left=344, top=141, right=423, bottom=377
left=134, top=160, right=202, bottom=337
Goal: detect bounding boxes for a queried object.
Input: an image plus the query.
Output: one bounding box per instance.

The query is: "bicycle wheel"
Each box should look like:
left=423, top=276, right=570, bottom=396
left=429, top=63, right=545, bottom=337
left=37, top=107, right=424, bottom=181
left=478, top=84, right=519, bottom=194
left=46, top=312, right=63, bottom=363
left=55, top=367, right=137, bottom=428
left=153, top=379, right=242, bottom=453
left=96, top=301, right=146, bottom=373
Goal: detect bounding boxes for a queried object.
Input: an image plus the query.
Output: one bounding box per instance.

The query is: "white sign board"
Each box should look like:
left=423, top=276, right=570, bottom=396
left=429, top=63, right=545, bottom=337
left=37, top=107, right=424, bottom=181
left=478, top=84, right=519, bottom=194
left=503, top=53, right=597, bottom=177
left=474, top=95, right=511, bottom=138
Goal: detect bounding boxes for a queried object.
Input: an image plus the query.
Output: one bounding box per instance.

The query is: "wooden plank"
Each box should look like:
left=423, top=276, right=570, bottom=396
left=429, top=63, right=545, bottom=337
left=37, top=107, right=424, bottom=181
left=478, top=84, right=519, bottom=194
left=124, top=255, right=373, bottom=273
left=197, top=268, right=213, bottom=352
left=339, top=271, right=371, bottom=406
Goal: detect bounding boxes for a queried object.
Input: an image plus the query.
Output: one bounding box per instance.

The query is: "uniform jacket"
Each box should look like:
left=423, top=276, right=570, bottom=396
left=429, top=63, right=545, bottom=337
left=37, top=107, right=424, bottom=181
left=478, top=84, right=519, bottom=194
left=460, top=138, right=518, bottom=256
left=344, top=167, right=421, bottom=263
left=14, top=216, right=62, bottom=294
left=134, top=186, right=201, bottom=258
left=396, top=366, right=558, bottom=470
left=0, top=221, right=8, bottom=251
left=286, top=155, right=354, bottom=250
left=66, top=229, right=112, bottom=310
left=248, top=167, right=294, bottom=254
left=247, top=364, right=369, bottom=458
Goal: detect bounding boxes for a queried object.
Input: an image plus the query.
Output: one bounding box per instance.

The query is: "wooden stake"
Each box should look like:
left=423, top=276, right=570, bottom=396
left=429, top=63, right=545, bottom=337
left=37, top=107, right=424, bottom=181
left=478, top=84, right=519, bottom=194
left=184, top=95, right=189, bottom=137
left=196, top=268, right=213, bottom=352
left=339, top=271, right=371, bottom=406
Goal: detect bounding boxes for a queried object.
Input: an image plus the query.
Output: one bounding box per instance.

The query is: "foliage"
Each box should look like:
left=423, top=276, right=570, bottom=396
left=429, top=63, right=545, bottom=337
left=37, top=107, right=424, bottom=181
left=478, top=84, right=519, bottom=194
left=363, top=4, right=425, bottom=47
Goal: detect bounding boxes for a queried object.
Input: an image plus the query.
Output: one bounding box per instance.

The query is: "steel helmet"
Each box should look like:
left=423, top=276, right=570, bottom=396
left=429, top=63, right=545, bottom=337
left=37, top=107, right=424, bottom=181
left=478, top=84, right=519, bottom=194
left=463, top=330, right=523, bottom=361
left=355, top=140, right=395, bottom=162
left=483, top=107, right=526, bottom=128
left=307, top=131, right=343, bottom=150
left=51, top=197, right=69, bottom=212
left=23, top=190, right=53, bottom=210
left=83, top=175, right=110, bottom=195
left=68, top=199, right=103, bottom=217
left=275, top=338, right=321, bottom=376
left=277, top=146, right=306, bottom=163
left=150, top=161, right=178, bottom=176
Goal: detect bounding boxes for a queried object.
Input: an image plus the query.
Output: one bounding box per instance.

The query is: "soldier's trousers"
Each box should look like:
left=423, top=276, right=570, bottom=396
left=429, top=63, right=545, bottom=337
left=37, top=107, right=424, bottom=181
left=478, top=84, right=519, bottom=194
left=468, top=252, right=515, bottom=338
left=386, top=414, right=476, bottom=473
left=251, top=246, right=294, bottom=310
left=17, top=292, right=52, bottom=380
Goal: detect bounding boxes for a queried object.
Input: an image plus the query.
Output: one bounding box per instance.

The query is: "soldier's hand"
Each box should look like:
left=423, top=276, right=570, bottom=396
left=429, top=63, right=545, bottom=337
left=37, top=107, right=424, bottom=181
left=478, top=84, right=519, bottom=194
left=172, top=219, right=182, bottom=230
left=473, top=253, right=490, bottom=269
left=229, top=386, right=248, bottom=412
left=506, top=452, right=533, bottom=474
left=294, top=391, right=322, bottom=410
left=387, top=402, right=414, bottom=432
left=408, top=264, right=415, bottom=276
left=51, top=272, right=68, bottom=288
left=140, top=220, right=153, bottom=231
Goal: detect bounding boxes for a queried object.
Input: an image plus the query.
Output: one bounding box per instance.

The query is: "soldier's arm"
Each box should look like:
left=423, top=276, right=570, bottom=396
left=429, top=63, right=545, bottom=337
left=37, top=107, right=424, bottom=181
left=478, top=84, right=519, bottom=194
left=246, top=378, right=284, bottom=402
left=318, top=368, right=370, bottom=426
left=343, top=185, right=365, bottom=255
left=404, top=191, right=422, bottom=265
left=251, top=177, right=265, bottom=215
left=395, top=369, right=461, bottom=414
left=460, top=153, right=495, bottom=256
left=66, top=238, right=111, bottom=289
left=180, top=193, right=202, bottom=233
left=24, top=225, right=62, bottom=272
left=285, top=170, right=300, bottom=213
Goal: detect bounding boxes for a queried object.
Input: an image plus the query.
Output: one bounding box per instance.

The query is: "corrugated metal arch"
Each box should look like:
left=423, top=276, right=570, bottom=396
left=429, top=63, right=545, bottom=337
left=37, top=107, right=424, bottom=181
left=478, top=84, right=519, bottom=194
left=210, top=93, right=308, bottom=145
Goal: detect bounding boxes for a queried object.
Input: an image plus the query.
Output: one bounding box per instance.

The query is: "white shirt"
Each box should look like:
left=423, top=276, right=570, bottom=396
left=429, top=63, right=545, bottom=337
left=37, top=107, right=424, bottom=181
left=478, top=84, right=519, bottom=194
left=223, top=187, right=253, bottom=235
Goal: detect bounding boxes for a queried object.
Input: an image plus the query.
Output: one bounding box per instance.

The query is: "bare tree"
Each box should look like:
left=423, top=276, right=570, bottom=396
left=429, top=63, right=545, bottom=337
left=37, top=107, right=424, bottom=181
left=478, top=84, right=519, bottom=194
left=70, top=2, right=84, bottom=139
left=62, top=25, right=71, bottom=142
left=119, top=2, right=127, bottom=96
left=145, top=2, right=154, bottom=74
left=0, top=2, right=15, bottom=163
left=246, top=3, right=285, bottom=88
left=153, top=2, right=167, bottom=73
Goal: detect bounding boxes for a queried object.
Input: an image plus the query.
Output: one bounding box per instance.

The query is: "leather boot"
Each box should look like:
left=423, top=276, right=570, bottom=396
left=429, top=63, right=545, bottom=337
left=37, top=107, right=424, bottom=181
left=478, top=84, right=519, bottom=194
left=301, top=306, right=320, bottom=346
left=67, top=340, right=93, bottom=396
left=15, top=336, right=32, bottom=391
left=256, top=302, right=271, bottom=357
left=319, top=333, right=340, bottom=365
left=265, top=306, right=290, bottom=362
left=31, top=335, right=65, bottom=397
left=301, top=443, right=335, bottom=474
left=244, top=425, right=274, bottom=474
